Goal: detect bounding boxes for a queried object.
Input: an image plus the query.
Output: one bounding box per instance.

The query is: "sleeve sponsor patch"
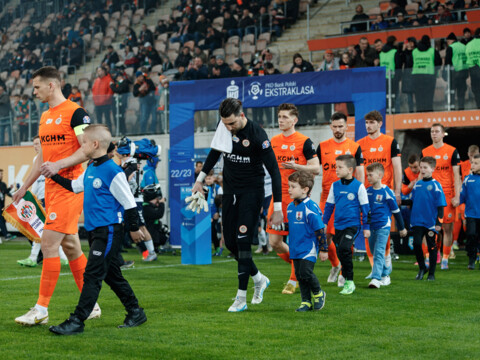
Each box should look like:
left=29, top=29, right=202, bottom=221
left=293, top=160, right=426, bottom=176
left=262, top=140, right=270, bottom=149
left=83, top=115, right=91, bottom=124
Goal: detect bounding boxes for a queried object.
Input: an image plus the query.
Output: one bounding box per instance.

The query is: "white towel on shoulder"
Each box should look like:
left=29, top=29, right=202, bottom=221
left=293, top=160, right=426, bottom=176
left=210, top=121, right=232, bottom=153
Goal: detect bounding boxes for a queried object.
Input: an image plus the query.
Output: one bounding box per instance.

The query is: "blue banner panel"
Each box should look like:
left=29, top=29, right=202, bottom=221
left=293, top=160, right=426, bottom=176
left=169, top=68, right=386, bottom=260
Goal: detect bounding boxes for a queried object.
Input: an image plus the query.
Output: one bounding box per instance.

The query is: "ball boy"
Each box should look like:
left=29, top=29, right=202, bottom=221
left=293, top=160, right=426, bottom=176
left=410, top=156, right=447, bottom=281
left=48, top=124, right=147, bottom=335
left=287, top=171, right=327, bottom=312
left=323, top=155, right=370, bottom=295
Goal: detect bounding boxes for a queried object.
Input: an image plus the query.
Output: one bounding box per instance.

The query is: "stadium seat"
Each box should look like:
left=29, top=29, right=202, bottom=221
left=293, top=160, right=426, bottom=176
left=111, top=11, right=121, bottom=20
left=225, top=54, right=236, bottom=65
left=213, top=16, right=224, bottom=31
left=242, top=33, right=255, bottom=45
left=258, top=32, right=271, bottom=43
left=123, top=9, right=133, bottom=18
left=108, top=19, right=119, bottom=29
left=135, top=8, right=145, bottom=17
left=241, top=51, right=253, bottom=65
left=78, top=78, right=90, bottom=93
left=167, top=49, right=178, bottom=63
left=212, top=48, right=226, bottom=58
left=118, top=25, right=127, bottom=36
left=83, top=33, right=92, bottom=45
left=151, top=64, right=163, bottom=73
left=120, top=17, right=131, bottom=27
left=368, top=7, right=381, bottom=19
left=169, top=42, right=181, bottom=52
left=0, top=71, right=8, bottom=82
left=148, top=25, right=156, bottom=33
left=299, top=0, right=311, bottom=15
left=227, top=36, right=240, bottom=46
left=280, top=63, right=292, bottom=73
left=379, top=1, right=390, bottom=13
left=23, top=85, right=33, bottom=96
left=94, top=32, right=104, bottom=42
left=405, top=3, right=419, bottom=15
left=103, top=36, right=113, bottom=48
left=157, top=33, right=168, bottom=42
left=226, top=43, right=239, bottom=56
left=125, top=67, right=135, bottom=80
left=256, top=39, right=268, bottom=52
left=155, top=41, right=166, bottom=53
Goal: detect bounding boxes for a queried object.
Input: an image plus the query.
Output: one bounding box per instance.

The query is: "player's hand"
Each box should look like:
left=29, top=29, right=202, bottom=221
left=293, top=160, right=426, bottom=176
left=451, top=197, right=460, bottom=208
left=363, top=229, right=370, bottom=239
left=399, top=229, right=408, bottom=238
left=191, top=181, right=204, bottom=197
left=281, top=158, right=296, bottom=170
left=269, top=210, right=284, bottom=231
left=130, top=229, right=145, bottom=243
left=319, top=251, right=328, bottom=262
left=435, top=225, right=442, bottom=232
left=395, top=193, right=402, bottom=206
left=41, top=161, right=61, bottom=178
left=12, top=186, right=27, bottom=204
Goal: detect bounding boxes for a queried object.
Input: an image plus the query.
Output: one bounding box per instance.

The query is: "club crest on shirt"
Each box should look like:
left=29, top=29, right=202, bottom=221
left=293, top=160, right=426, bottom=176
left=443, top=154, right=448, bottom=160
left=347, top=193, right=355, bottom=200
left=290, top=145, right=295, bottom=151
left=262, top=140, right=270, bottom=149
left=232, top=135, right=240, bottom=143
left=49, top=212, right=57, bottom=220
left=376, top=194, right=383, bottom=202
left=239, top=225, right=247, bottom=233
left=345, top=150, right=351, bottom=155
left=242, top=139, right=250, bottom=147
left=428, top=231, right=434, bottom=237
left=378, top=145, right=383, bottom=152
left=296, top=211, right=303, bottom=220
left=281, top=144, right=288, bottom=150
left=55, top=117, right=62, bottom=125
left=427, top=185, right=433, bottom=191
left=93, top=178, right=102, bottom=189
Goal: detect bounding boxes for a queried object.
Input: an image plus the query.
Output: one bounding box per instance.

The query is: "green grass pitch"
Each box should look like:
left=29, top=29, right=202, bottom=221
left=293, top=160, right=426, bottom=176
left=1, top=239, right=480, bottom=360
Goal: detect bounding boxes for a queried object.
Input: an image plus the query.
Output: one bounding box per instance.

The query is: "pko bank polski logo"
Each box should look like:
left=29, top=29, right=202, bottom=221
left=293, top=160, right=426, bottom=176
left=248, top=82, right=263, bottom=100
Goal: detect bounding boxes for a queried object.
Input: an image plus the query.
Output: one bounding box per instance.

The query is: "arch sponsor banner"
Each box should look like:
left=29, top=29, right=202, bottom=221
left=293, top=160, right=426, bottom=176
left=392, top=110, right=480, bottom=130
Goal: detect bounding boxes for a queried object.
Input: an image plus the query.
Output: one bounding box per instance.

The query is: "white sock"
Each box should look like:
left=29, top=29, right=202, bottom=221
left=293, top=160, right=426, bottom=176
left=287, top=280, right=297, bottom=286
left=252, top=271, right=262, bottom=283
left=236, top=289, right=247, bottom=299
left=144, top=239, right=155, bottom=253
left=34, top=304, right=48, bottom=314
left=58, top=246, right=68, bottom=261
left=29, top=242, right=41, bottom=261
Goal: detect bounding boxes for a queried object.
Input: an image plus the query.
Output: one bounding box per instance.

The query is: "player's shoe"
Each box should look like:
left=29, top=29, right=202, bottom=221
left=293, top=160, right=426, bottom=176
left=380, top=275, right=391, bottom=286
left=313, top=290, right=326, bottom=311
left=251, top=275, right=270, bottom=304
left=427, top=273, right=435, bottom=281
left=337, top=275, right=346, bottom=287
left=365, top=272, right=372, bottom=279
left=118, top=307, right=147, bottom=328
left=17, top=258, right=37, bottom=267
left=468, top=258, right=476, bottom=270
left=385, top=254, right=392, bottom=274
left=441, top=259, right=449, bottom=270
left=452, top=241, right=459, bottom=250
left=369, top=279, right=381, bottom=288
left=60, top=259, right=69, bottom=266
left=415, top=269, right=426, bottom=280
left=86, top=303, right=101, bottom=320
left=340, top=280, right=355, bottom=295
left=5, top=234, right=16, bottom=241
left=228, top=297, right=247, bottom=312
left=15, top=308, right=48, bottom=326
left=327, top=265, right=341, bottom=283
left=282, top=282, right=296, bottom=294
left=143, top=252, right=158, bottom=262
left=296, top=301, right=312, bottom=312
left=254, top=246, right=263, bottom=254
left=449, top=251, right=456, bottom=259
left=49, top=314, right=84, bottom=335
left=120, top=260, right=135, bottom=269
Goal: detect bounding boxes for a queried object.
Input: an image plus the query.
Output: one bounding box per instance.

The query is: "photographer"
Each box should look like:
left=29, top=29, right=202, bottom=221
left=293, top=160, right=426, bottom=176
left=142, top=184, right=167, bottom=252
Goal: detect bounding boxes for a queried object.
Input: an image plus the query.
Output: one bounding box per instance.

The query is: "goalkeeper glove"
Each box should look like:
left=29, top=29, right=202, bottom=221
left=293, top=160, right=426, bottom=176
left=185, top=190, right=209, bottom=214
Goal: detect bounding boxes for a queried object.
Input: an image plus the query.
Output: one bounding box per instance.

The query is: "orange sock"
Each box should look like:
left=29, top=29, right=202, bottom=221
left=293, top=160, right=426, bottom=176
left=422, top=243, right=429, bottom=256
left=69, top=253, right=87, bottom=292
left=289, top=261, right=297, bottom=282
left=443, top=245, right=451, bottom=259
left=327, top=242, right=340, bottom=267
left=277, top=252, right=291, bottom=264
left=37, top=257, right=61, bottom=308
left=453, top=220, right=461, bottom=244
left=365, top=238, right=374, bottom=267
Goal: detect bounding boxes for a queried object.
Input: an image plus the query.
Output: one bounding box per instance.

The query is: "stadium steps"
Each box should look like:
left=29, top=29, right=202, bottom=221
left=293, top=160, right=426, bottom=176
left=272, top=0, right=380, bottom=67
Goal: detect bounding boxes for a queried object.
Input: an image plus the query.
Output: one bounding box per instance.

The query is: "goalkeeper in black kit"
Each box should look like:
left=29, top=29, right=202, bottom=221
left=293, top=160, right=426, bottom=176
left=189, top=98, right=283, bottom=312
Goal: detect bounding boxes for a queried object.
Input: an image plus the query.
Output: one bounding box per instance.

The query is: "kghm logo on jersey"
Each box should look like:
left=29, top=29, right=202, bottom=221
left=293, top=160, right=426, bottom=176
left=17, top=201, right=36, bottom=222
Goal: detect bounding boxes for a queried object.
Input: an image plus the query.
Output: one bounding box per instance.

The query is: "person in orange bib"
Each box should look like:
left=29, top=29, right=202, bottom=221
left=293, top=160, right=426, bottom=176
left=454, top=145, right=480, bottom=250
left=358, top=110, right=402, bottom=273
left=402, top=154, right=420, bottom=196
left=421, top=123, right=461, bottom=270
left=316, top=112, right=364, bottom=285
left=13, top=66, right=100, bottom=326
left=266, top=103, right=320, bottom=295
